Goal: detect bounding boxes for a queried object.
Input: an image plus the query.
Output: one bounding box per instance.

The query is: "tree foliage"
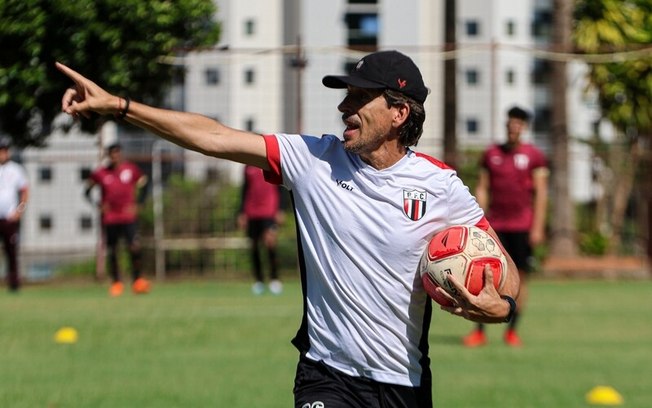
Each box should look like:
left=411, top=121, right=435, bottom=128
left=574, top=0, right=652, bottom=131
left=0, top=0, right=220, bottom=146
left=573, top=0, right=652, bottom=255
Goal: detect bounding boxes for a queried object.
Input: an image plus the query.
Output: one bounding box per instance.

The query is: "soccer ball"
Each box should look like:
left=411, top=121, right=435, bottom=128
left=419, top=225, right=507, bottom=306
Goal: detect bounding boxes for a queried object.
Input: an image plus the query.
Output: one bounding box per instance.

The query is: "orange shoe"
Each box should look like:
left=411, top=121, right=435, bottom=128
left=132, top=278, right=151, bottom=294
left=504, top=329, right=522, bottom=347
left=109, top=281, right=124, bottom=297
left=462, top=329, right=487, bottom=347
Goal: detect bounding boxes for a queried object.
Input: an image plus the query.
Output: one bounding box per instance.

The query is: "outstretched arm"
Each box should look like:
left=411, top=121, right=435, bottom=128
left=56, top=62, right=269, bottom=170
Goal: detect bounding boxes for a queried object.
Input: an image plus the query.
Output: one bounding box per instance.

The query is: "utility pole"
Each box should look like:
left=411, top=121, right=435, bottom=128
left=290, top=36, right=308, bottom=134
left=443, top=0, right=457, bottom=168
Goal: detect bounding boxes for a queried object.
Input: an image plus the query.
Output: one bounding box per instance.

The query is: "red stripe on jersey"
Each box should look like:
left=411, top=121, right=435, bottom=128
left=414, top=151, right=454, bottom=170
left=263, top=134, right=282, bottom=185
left=475, top=216, right=490, bottom=231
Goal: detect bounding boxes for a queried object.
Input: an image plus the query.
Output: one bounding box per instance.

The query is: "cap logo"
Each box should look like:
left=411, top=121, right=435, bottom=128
left=397, top=78, right=407, bottom=89
left=356, top=60, right=364, bottom=70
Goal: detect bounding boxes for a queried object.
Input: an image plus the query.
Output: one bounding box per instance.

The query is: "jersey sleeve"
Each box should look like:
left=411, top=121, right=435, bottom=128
left=89, top=168, right=102, bottom=184
left=445, top=172, right=486, bottom=227
left=263, top=135, right=282, bottom=185
left=16, top=164, right=29, bottom=190
left=263, top=133, right=335, bottom=190
left=531, top=146, right=548, bottom=170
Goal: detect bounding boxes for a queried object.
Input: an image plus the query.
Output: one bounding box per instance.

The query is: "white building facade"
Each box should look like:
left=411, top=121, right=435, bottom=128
left=11, top=0, right=607, bottom=279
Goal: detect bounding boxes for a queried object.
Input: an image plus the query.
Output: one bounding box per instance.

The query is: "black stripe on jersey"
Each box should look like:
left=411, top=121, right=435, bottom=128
left=289, top=191, right=311, bottom=353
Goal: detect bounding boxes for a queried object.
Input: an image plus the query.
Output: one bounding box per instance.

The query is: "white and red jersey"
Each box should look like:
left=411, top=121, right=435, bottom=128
left=264, top=133, right=486, bottom=387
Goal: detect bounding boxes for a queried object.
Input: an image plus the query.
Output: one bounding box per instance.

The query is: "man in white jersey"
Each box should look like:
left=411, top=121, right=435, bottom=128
left=0, top=136, right=29, bottom=292
left=57, top=50, right=519, bottom=408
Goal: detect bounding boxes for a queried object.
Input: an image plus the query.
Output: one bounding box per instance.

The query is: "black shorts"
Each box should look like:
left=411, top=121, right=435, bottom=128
left=104, top=223, right=139, bottom=247
left=293, top=355, right=432, bottom=408
left=246, top=218, right=277, bottom=240
left=496, top=231, right=533, bottom=273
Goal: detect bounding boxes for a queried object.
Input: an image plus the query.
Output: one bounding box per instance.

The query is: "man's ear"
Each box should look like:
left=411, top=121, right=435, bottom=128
left=392, top=103, right=410, bottom=128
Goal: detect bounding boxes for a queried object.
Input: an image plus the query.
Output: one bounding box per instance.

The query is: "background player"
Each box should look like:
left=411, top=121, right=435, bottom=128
left=85, top=143, right=150, bottom=296
left=463, top=106, right=548, bottom=347
left=238, top=164, right=286, bottom=295
left=0, top=136, right=29, bottom=292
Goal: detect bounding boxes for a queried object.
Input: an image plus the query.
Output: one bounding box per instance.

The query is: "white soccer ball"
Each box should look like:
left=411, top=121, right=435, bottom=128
left=419, top=225, right=507, bottom=306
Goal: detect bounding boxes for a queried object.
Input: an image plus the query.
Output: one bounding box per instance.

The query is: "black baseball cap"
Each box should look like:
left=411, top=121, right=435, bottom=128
left=322, top=50, right=428, bottom=104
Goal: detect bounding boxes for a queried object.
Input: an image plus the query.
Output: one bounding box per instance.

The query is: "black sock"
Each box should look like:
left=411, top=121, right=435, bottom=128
left=508, top=312, right=520, bottom=330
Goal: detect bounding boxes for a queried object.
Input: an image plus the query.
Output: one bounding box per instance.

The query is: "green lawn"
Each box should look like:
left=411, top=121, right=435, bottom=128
left=1, top=279, right=650, bottom=407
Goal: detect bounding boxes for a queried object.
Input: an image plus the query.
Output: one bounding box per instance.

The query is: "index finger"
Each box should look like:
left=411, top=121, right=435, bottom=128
left=55, top=62, right=87, bottom=84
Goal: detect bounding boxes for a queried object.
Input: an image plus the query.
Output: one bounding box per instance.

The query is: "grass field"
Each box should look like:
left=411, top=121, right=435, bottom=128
left=1, top=278, right=650, bottom=407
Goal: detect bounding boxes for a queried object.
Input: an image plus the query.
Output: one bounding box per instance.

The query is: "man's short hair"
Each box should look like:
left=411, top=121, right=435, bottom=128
left=106, top=142, right=122, bottom=153
left=507, top=106, right=531, bottom=122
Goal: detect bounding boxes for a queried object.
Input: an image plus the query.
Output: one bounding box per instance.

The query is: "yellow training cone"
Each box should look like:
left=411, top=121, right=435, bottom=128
left=586, top=386, right=624, bottom=406
left=54, top=327, right=79, bottom=344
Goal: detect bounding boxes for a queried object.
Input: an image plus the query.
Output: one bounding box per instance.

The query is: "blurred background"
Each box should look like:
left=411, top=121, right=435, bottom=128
left=1, top=0, right=651, bottom=283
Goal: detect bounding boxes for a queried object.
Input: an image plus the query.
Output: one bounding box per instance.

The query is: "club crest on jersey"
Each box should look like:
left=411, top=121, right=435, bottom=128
left=403, top=189, right=427, bottom=221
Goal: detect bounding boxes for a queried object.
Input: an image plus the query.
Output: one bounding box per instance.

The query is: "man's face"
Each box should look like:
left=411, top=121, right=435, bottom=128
left=107, top=147, right=122, bottom=165
left=0, top=147, right=9, bottom=164
left=337, top=87, right=395, bottom=155
left=506, top=117, right=527, bottom=144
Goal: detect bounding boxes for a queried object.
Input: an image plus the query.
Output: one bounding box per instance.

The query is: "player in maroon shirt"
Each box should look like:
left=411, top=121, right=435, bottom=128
left=86, top=143, right=150, bottom=296
left=464, top=106, right=549, bottom=347
left=237, top=164, right=286, bottom=295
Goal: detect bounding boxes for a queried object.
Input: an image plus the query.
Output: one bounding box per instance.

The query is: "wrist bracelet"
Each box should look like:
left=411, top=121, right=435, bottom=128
left=116, top=96, right=130, bottom=120
left=501, top=295, right=516, bottom=323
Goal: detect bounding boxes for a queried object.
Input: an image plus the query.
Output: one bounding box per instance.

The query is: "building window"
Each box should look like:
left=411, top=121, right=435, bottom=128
left=506, top=20, right=516, bottom=36
left=533, top=108, right=551, bottom=133
left=205, top=68, right=220, bottom=85
left=532, top=10, right=552, bottom=39
left=80, top=167, right=92, bottom=181
left=506, top=69, right=515, bottom=85
left=466, top=118, right=480, bottom=134
left=244, top=19, right=255, bottom=36
left=38, top=166, right=52, bottom=183
left=244, top=68, right=255, bottom=85
left=465, top=69, right=480, bottom=85
left=80, top=215, right=93, bottom=231
left=345, top=13, right=378, bottom=48
left=465, top=20, right=480, bottom=36
left=532, top=58, right=552, bottom=85
left=39, top=215, right=53, bottom=231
